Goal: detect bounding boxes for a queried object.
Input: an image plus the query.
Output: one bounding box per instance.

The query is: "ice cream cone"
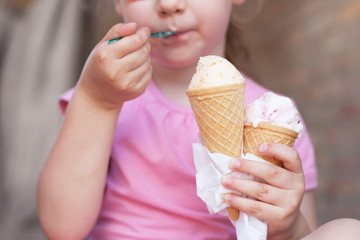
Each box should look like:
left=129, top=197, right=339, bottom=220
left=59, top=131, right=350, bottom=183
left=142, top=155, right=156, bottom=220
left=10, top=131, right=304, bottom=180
left=243, top=122, right=299, bottom=167
left=186, top=82, right=245, bottom=220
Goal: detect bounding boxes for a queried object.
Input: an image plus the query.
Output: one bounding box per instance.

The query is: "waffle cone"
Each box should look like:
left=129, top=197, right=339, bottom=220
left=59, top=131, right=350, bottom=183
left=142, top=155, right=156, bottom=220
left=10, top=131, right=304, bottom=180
left=186, top=82, right=245, bottom=221
left=243, top=122, right=299, bottom=167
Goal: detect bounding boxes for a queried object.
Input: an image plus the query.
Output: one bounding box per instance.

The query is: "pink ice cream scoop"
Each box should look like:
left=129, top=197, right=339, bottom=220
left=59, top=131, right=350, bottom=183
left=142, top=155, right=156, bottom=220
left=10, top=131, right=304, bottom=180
left=245, top=92, right=303, bottom=135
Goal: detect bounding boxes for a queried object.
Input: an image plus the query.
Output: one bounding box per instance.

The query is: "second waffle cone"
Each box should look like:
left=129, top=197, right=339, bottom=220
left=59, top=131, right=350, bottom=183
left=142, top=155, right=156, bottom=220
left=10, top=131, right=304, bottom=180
left=243, top=122, right=299, bottom=167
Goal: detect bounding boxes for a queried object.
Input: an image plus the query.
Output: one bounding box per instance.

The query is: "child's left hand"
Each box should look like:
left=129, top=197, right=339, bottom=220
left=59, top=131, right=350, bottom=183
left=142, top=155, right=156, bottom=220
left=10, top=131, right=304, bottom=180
left=222, top=143, right=310, bottom=239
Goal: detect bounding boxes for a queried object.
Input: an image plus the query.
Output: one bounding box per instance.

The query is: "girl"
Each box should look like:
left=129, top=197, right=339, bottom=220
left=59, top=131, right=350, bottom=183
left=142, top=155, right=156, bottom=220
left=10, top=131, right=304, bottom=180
left=37, top=0, right=360, bottom=239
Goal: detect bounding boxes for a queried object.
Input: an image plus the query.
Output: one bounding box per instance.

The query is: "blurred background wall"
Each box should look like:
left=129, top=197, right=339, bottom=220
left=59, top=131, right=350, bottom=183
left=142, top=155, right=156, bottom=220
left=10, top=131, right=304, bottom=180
left=0, top=0, right=359, bottom=239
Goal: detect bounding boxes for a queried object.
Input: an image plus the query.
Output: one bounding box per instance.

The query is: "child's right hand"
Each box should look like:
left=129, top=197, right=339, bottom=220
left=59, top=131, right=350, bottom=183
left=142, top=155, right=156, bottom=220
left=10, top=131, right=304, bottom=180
left=77, top=22, right=152, bottom=111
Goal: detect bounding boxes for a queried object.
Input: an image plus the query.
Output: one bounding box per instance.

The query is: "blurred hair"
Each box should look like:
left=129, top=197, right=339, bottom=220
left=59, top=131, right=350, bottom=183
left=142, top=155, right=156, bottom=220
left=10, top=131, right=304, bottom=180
left=1, top=0, right=33, bottom=14
left=226, top=0, right=264, bottom=78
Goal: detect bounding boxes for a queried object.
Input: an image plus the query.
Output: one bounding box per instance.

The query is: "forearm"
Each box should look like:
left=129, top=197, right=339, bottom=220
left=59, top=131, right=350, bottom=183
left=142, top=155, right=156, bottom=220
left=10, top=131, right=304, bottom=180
left=37, top=86, right=121, bottom=239
left=300, top=191, right=318, bottom=231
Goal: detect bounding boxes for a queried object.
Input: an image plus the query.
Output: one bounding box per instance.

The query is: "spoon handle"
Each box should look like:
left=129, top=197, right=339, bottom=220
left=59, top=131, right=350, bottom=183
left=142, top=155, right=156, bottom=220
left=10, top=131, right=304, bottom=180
left=108, top=32, right=176, bottom=44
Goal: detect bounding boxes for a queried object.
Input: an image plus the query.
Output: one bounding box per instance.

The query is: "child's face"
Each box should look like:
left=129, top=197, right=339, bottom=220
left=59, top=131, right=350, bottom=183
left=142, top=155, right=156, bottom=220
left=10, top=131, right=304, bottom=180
left=115, top=0, right=243, bottom=68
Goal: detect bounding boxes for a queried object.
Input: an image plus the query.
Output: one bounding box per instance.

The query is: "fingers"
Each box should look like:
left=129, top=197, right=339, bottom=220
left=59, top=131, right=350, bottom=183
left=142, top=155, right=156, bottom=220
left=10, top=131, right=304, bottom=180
left=223, top=183, right=304, bottom=236
left=95, top=23, right=151, bottom=84
left=107, top=25, right=150, bottom=59
left=259, top=143, right=303, bottom=173
left=113, top=38, right=152, bottom=90
left=102, top=22, right=137, bottom=43
left=224, top=193, right=282, bottom=222
left=81, top=23, right=152, bottom=106
left=222, top=175, right=281, bottom=204
left=222, top=143, right=306, bottom=237
left=222, top=175, right=304, bottom=233
left=115, top=56, right=152, bottom=96
left=229, top=158, right=301, bottom=189
left=117, top=41, right=151, bottom=72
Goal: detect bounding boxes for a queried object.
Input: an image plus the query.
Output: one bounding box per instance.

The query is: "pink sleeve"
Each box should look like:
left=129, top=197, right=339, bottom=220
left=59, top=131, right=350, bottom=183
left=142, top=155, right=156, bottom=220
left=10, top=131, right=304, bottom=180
left=293, top=122, right=318, bottom=191
left=58, top=88, right=74, bottom=114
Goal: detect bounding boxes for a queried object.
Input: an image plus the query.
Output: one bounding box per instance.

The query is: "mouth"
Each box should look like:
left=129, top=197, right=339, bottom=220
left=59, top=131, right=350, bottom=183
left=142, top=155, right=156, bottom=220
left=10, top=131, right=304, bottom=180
left=164, top=30, right=191, bottom=39
left=150, top=28, right=194, bottom=45
left=150, top=32, right=177, bottom=38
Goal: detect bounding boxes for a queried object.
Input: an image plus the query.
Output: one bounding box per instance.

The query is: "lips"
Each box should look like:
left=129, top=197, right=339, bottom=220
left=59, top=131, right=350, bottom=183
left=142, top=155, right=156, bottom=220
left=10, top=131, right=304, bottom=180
left=161, top=29, right=193, bottom=43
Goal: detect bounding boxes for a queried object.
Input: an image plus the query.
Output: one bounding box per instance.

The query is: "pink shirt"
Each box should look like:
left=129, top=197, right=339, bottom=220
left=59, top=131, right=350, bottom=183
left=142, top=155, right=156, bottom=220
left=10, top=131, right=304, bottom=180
left=60, top=78, right=317, bottom=239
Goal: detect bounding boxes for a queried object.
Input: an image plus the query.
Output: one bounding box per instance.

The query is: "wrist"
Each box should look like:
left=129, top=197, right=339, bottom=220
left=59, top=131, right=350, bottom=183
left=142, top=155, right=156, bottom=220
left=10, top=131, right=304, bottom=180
left=75, top=77, right=125, bottom=113
left=293, top=212, right=311, bottom=239
left=285, top=212, right=311, bottom=240
left=268, top=212, right=311, bottom=240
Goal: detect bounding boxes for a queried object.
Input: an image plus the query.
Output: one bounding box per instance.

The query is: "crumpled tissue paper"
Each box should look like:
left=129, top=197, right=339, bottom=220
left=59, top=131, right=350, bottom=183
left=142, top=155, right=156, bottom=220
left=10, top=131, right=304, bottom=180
left=192, top=140, right=268, bottom=240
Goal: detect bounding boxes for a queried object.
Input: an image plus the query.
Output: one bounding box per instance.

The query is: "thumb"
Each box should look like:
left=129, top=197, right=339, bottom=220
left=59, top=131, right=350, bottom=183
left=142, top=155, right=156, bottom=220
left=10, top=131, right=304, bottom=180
left=102, top=22, right=137, bottom=43
left=259, top=143, right=303, bottom=173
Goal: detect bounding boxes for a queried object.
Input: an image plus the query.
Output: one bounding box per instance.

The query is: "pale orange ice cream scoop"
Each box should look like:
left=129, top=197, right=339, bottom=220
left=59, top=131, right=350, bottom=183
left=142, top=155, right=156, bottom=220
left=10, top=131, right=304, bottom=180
left=188, top=55, right=244, bottom=89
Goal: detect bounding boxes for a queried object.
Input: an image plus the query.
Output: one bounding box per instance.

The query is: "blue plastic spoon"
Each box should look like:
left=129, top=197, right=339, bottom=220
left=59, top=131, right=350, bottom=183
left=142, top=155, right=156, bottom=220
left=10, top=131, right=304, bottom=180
left=108, top=32, right=176, bottom=44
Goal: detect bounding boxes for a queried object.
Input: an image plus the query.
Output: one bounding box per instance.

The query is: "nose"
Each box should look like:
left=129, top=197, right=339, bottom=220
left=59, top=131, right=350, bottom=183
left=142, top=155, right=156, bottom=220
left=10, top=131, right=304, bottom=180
left=157, top=0, right=185, bottom=16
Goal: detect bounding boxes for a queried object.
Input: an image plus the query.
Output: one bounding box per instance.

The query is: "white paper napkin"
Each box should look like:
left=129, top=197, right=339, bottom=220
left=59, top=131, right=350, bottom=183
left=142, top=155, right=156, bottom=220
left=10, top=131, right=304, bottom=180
left=192, top=140, right=268, bottom=240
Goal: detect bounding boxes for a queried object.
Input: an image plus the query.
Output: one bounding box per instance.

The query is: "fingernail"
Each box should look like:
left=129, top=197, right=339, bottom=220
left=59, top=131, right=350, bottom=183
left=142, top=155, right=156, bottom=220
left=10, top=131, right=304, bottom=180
left=222, top=175, right=232, bottom=186
left=230, top=159, right=241, bottom=169
left=224, top=194, right=232, bottom=203
left=124, top=22, right=136, bottom=29
left=259, top=143, right=268, bottom=153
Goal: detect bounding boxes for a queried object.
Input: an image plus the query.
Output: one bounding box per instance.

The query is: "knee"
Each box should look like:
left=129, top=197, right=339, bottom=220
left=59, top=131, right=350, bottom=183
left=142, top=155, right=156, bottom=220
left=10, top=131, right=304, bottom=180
left=323, top=218, right=360, bottom=235
left=337, top=218, right=360, bottom=233
left=303, top=218, right=360, bottom=240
